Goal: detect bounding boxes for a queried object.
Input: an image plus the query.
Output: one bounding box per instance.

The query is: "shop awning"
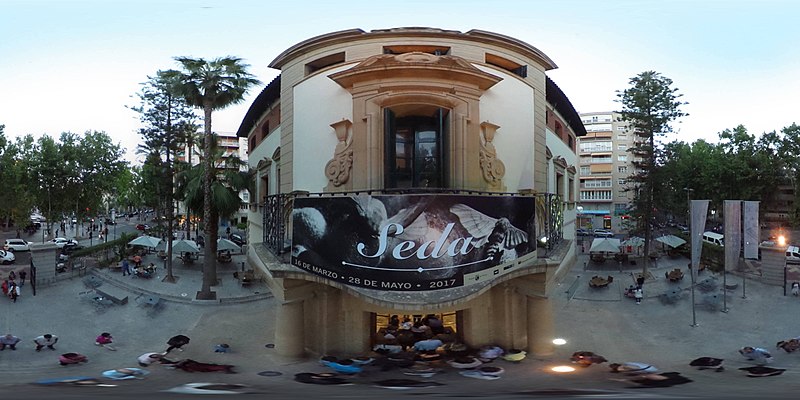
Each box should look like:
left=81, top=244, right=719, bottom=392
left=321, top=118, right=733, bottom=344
left=579, top=210, right=611, bottom=215
left=656, top=235, right=687, bottom=248
left=590, top=238, right=621, bottom=253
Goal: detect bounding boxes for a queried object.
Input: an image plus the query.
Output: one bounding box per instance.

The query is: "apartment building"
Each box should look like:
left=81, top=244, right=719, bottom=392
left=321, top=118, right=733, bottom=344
left=577, top=112, right=636, bottom=233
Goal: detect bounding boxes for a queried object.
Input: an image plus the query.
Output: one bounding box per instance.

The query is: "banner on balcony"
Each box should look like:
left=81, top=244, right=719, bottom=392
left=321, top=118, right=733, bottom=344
left=291, top=194, right=537, bottom=291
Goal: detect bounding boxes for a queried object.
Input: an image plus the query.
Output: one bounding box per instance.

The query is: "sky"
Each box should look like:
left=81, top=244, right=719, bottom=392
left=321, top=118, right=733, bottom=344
left=1, top=0, right=798, bottom=164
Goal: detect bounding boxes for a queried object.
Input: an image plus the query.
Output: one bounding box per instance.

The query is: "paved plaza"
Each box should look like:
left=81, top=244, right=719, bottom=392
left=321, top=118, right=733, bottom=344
left=0, top=229, right=798, bottom=398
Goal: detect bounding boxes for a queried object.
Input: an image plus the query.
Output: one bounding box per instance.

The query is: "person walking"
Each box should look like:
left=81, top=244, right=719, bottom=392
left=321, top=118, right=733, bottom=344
left=634, top=287, right=643, bottom=304
left=0, top=334, right=21, bottom=350
left=9, top=282, right=19, bottom=303
left=122, top=259, right=131, bottom=277
left=34, top=334, right=58, bottom=351
left=165, top=334, right=190, bottom=354
left=18, top=270, right=26, bottom=287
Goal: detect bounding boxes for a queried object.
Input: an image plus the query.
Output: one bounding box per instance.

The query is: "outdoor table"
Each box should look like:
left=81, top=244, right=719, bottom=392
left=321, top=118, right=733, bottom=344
left=666, top=269, right=684, bottom=282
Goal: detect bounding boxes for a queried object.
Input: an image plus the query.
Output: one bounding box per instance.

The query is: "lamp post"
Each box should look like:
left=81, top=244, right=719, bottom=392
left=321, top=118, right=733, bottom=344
left=684, top=188, right=698, bottom=327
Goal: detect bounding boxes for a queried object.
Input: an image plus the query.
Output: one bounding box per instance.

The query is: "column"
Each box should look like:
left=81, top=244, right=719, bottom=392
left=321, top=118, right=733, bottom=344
left=275, top=300, right=305, bottom=358
left=527, top=296, right=554, bottom=356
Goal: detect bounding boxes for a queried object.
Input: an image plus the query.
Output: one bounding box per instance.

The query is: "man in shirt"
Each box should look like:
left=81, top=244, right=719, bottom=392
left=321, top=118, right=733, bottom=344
left=0, top=334, right=20, bottom=350
left=33, top=333, right=58, bottom=351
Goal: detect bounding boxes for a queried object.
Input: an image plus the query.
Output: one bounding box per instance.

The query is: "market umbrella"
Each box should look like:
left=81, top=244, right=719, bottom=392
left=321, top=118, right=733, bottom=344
left=128, top=235, right=162, bottom=249
left=655, top=235, right=687, bottom=248
left=171, top=239, right=200, bottom=254
left=589, top=238, right=621, bottom=253
left=217, top=238, right=241, bottom=252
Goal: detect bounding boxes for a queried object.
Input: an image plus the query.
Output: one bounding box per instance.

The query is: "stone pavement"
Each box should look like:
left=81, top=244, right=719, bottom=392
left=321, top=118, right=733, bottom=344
left=0, top=229, right=799, bottom=398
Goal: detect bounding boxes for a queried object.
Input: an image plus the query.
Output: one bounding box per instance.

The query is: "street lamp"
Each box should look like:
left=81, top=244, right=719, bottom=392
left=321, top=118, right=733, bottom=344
left=684, top=187, right=698, bottom=327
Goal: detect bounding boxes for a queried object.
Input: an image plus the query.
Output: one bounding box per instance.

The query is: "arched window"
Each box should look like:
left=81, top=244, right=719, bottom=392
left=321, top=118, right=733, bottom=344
left=384, top=106, right=449, bottom=189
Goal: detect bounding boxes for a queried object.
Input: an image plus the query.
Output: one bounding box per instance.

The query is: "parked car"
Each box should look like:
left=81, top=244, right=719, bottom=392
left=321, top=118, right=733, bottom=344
left=0, top=250, right=15, bottom=265
left=576, top=228, right=591, bottom=236
left=136, top=224, right=150, bottom=231
left=104, top=218, right=116, bottom=225
left=229, top=233, right=246, bottom=247
left=62, top=242, right=84, bottom=254
left=51, top=237, right=78, bottom=249
left=593, top=229, right=614, bottom=238
left=4, top=239, right=31, bottom=252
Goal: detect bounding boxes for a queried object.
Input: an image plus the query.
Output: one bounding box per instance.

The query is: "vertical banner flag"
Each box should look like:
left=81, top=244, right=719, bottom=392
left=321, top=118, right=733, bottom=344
left=724, top=200, right=742, bottom=272
left=690, top=200, right=710, bottom=278
left=743, top=201, right=760, bottom=259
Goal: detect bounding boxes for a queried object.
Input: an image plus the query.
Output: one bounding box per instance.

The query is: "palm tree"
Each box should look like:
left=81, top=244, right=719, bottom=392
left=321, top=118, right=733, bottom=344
left=175, top=135, right=254, bottom=282
left=164, top=57, right=260, bottom=299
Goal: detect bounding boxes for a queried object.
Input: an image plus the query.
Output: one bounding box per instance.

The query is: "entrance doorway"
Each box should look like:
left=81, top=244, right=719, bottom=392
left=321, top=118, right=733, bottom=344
left=371, top=311, right=460, bottom=347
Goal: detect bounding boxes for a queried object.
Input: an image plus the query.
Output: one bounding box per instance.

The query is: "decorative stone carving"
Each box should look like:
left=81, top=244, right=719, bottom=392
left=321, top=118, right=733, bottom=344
left=324, top=119, right=353, bottom=188
left=479, top=121, right=506, bottom=190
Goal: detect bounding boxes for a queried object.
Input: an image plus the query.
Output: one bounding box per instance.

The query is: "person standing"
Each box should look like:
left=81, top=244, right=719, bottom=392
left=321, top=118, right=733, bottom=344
left=634, top=287, right=643, bottom=304
left=18, top=270, right=26, bottom=287
left=122, top=259, right=131, bottom=277
left=34, top=334, right=58, bottom=351
left=9, top=282, right=19, bottom=303
left=0, top=334, right=21, bottom=350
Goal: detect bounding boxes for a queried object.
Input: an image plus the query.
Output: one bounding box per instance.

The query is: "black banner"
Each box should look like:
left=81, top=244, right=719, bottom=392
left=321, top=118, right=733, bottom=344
left=291, top=194, right=536, bottom=291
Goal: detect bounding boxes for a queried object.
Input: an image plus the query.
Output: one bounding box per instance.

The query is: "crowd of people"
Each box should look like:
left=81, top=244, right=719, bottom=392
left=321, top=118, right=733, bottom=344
left=1, top=270, right=25, bottom=303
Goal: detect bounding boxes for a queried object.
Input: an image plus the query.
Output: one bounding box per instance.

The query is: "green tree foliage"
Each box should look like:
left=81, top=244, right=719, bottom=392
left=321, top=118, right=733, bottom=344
left=617, top=71, right=687, bottom=275
left=0, top=127, right=35, bottom=230
left=164, top=56, right=260, bottom=299
left=23, top=131, right=127, bottom=236
left=131, top=71, right=198, bottom=281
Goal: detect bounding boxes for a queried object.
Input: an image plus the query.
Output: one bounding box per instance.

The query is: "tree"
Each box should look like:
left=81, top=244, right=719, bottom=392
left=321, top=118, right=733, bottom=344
left=617, top=71, right=687, bottom=276
left=164, top=56, right=260, bottom=299
left=131, top=71, right=198, bottom=283
left=175, top=134, right=253, bottom=259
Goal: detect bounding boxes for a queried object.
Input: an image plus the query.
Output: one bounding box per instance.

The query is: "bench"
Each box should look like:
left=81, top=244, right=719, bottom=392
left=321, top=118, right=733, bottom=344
left=95, top=286, right=129, bottom=305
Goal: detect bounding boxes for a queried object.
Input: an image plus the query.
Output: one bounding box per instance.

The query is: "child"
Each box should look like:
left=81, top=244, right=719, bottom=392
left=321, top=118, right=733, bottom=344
left=634, top=287, right=643, bottom=304
left=96, top=332, right=116, bottom=350
left=792, top=282, right=799, bottom=297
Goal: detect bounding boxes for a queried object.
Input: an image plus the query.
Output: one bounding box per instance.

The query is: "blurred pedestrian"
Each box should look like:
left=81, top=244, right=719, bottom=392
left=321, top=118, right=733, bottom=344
left=739, top=346, right=773, bottom=365
left=34, top=334, right=58, bottom=351
left=138, top=352, right=166, bottom=367
left=0, top=334, right=20, bottom=350
left=122, top=259, right=131, bottom=276
left=165, top=334, right=190, bottom=353
left=9, top=282, right=19, bottom=303
left=95, top=332, right=116, bottom=350
left=18, top=270, right=26, bottom=286
left=634, top=287, right=643, bottom=304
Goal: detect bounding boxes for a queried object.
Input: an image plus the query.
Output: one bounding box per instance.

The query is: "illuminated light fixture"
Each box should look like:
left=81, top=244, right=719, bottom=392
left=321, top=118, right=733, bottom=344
left=551, top=365, right=575, bottom=373
left=539, top=236, right=548, bottom=244
left=552, top=338, right=567, bottom=345
left=779, top=235, right=787, bottom=247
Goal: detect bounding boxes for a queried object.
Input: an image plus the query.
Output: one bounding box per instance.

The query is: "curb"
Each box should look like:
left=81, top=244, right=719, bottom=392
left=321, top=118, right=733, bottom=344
left=88, top=269, right=273, bottom=305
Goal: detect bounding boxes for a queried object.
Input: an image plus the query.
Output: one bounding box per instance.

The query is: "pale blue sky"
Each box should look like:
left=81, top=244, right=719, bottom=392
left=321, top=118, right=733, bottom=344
left=1, top=0, right=798, bottom=163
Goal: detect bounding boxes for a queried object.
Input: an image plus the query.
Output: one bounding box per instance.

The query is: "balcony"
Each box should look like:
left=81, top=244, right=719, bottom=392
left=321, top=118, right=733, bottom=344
left=262, top=189, right=565, bottom=264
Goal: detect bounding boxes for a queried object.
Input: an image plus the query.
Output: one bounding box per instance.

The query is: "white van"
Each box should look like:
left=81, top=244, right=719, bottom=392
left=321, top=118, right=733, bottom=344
left=786, top=246, right=800, bottom=264
left=702, top=232, right=724, bottom=247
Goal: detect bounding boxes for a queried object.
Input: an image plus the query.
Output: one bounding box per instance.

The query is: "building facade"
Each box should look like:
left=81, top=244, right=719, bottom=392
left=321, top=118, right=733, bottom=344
left=576, top=111, right=636, bottom=233
left=237, top=28, right=585, bottom=358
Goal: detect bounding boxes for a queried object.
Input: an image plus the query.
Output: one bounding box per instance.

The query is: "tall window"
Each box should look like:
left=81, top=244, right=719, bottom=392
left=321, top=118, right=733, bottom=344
left=385, top=108, right=449, bottom=188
